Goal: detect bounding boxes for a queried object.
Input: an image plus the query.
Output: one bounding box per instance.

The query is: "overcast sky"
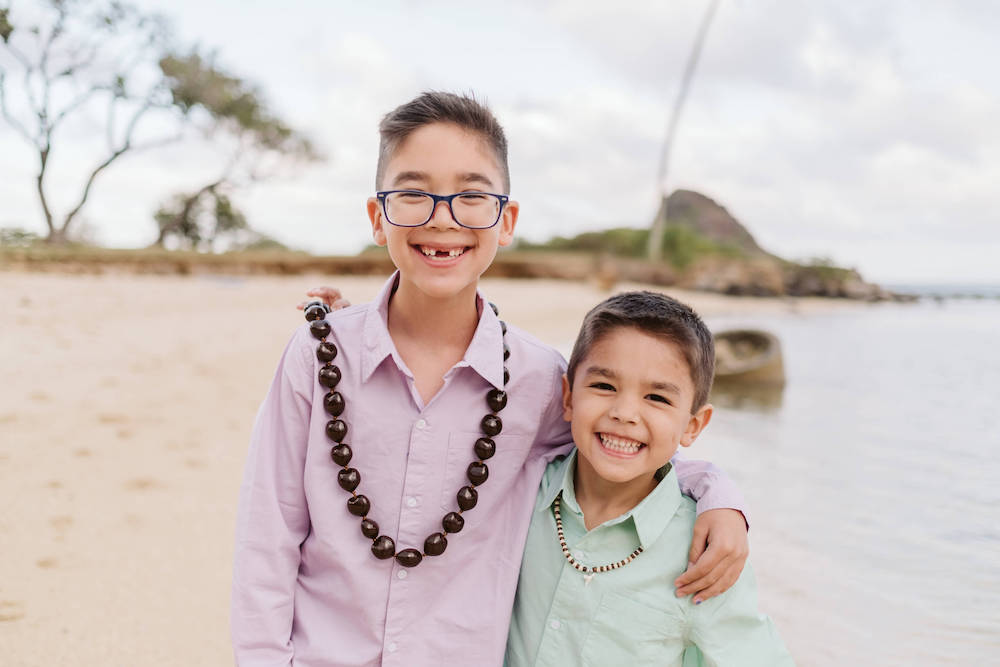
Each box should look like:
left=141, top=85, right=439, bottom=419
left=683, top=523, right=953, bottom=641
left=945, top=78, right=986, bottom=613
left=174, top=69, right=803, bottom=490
left=2, top=0, right=998, bottom=284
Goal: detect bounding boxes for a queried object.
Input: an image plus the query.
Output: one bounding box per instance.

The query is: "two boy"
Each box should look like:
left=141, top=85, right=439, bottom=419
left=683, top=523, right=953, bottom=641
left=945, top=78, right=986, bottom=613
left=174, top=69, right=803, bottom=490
left=232, top=92, right=761, bottom=665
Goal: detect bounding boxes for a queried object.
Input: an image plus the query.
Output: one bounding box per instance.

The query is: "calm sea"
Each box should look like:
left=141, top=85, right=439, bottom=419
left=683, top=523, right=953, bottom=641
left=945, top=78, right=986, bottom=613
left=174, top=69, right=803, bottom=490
left=697, top=296, right=1000, bottom=665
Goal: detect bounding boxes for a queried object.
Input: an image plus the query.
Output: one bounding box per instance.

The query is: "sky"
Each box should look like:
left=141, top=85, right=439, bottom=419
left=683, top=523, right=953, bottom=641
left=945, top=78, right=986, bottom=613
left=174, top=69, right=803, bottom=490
left=1, top=0, right=998, bottom=285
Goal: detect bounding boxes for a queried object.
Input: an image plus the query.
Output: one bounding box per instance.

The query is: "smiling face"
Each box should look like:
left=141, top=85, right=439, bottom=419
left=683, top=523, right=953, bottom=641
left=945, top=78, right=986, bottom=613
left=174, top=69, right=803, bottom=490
left=563, top=326, right=713, bottom=493
left=367, top=122, right=518, bottom=303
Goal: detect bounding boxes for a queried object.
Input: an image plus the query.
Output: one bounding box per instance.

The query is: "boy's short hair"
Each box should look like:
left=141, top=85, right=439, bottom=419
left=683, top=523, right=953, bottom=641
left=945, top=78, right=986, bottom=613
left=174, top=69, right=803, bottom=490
left=375, top=91, right=511, bottom=193
left=566, top=291, right=716, bottom=411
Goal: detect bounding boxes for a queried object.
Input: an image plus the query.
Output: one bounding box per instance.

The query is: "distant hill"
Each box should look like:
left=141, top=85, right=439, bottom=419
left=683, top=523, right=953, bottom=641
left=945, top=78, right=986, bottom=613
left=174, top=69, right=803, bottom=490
left=516, top=189, right=905, bottom=300
left=653, top=189, right=767, bottom=257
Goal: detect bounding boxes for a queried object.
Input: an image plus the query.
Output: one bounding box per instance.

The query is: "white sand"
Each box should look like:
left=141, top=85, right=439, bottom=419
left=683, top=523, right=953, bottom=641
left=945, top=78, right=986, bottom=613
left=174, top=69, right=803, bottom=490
left=0, top=272, right=859, bottom=665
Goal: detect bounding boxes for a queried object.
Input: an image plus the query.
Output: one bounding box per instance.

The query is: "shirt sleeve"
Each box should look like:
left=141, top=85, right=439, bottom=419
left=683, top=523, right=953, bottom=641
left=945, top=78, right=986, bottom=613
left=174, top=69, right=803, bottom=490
left=530, top=349, right=574, bottom=463
left=687, top=563, right=795, bottom=666
left=231, top=326, right=314, bottom=666
left=672, top=457, right=751, bottom=527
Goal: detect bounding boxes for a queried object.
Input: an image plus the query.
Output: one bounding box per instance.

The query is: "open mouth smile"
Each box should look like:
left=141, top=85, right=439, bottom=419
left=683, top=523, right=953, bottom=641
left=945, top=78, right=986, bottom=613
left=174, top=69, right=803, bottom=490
left=413, top=244, right=471, bottom=261
left=598, top=433, right=646, bottom=457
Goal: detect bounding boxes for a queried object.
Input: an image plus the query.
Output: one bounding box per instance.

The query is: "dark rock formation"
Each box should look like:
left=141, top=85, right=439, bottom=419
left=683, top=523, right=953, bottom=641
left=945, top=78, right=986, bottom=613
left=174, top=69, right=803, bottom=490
left=656, top=190, right=768, bottom=256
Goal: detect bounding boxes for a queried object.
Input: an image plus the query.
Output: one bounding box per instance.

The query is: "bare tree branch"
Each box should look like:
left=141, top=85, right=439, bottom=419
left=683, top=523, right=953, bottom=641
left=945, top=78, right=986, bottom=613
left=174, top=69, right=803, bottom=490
left=61, top=97, right=176, bottom=232
left=0, top=71, right=37, bottom=145
left=52, top=82, right=108, bottom=125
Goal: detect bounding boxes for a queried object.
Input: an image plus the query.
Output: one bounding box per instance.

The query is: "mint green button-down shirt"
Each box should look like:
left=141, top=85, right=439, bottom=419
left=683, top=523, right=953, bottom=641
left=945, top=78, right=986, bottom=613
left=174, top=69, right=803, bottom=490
left=506, top=451, right=793, bottom=667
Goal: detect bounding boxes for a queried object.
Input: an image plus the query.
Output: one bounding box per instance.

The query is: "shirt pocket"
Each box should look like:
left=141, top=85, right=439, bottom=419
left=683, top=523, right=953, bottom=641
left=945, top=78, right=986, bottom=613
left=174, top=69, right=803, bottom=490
left=582, top=591, right=688, bottom=666
left=439, top=431, right=534, bottom=513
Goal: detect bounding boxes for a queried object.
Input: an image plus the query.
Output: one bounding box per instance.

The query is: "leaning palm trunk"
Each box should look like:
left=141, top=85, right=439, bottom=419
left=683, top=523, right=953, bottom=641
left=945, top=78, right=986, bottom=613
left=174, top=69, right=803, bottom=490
left=647, top=0, right=721, bottom=261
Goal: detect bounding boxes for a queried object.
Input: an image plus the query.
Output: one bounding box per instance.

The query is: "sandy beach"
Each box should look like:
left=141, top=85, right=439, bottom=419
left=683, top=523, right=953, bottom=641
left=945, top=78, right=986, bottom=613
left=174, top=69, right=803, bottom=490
left=0, top=271, right=857, bottom=665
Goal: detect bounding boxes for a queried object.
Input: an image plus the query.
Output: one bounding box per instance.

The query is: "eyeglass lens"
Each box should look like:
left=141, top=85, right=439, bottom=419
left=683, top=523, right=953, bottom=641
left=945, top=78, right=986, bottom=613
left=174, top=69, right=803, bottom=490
left=384, top=192, right=500, bottom=228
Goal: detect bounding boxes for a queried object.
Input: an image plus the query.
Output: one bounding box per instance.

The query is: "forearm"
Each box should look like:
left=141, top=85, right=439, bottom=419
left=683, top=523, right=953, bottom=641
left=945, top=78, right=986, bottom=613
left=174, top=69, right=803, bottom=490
left=231, top=329, right=313, bottom=664
left=672, top=457, right=750, bottom=526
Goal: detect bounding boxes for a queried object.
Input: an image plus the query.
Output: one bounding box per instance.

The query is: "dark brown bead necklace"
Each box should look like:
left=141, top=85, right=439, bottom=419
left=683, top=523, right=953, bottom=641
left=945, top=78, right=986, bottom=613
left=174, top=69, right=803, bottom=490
left=303, top=300, right=509, bottom=568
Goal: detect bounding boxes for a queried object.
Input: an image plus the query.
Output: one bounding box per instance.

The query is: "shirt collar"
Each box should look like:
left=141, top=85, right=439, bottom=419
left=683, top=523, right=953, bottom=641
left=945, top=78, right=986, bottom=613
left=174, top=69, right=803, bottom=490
left=360, top=271, right=505, bottom=389
left=537, top=449, right=683, bottom=550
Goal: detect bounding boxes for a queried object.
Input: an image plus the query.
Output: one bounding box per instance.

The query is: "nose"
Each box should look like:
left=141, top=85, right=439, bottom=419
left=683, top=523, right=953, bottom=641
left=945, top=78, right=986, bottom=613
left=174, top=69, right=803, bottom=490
left=608, top=395, right=639, bottom=424
left=425, top=199, right=460, bottom=230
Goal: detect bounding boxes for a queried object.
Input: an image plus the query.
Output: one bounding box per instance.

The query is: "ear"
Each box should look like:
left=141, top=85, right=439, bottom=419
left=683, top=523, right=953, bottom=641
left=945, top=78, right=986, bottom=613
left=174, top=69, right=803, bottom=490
left=496, top=199, right=519, bottom=247
left=367, top=196, right=388, bottom=246
left=560, top=373, right=573, bottom=423
left=679, top=403, right=713, bottom=448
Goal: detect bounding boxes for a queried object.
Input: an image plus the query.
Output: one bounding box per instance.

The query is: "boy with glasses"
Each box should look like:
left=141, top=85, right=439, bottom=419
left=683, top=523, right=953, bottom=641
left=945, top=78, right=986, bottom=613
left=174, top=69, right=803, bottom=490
left=232, top=91, right=750, bottom=666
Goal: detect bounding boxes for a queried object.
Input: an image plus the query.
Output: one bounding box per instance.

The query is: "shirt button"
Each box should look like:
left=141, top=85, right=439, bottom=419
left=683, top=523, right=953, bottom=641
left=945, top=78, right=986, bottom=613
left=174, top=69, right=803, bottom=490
left=573, top=550, right=585, bottom=561
left=387, top=641, right=398, bottom=653
left=415, top=418, right=427, bottom=429
left=406, top=496, right=418, bottom=508
left=397, top=570, right=407, bottom=580
left=549, top=619, right=561, bottom=630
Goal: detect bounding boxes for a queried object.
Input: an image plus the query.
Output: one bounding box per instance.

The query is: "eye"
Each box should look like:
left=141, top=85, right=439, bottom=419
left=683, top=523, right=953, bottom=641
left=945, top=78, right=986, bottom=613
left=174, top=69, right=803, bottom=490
left=646, top=393, right=673, bottom=405
left=588, top=382, right=615, bottom=392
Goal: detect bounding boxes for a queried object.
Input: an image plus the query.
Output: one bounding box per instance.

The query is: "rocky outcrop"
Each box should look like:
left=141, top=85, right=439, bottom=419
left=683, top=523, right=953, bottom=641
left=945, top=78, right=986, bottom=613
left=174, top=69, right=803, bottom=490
left=658, top=189, right=907, bottom=300
left=656, top=190, right=768, bottom=256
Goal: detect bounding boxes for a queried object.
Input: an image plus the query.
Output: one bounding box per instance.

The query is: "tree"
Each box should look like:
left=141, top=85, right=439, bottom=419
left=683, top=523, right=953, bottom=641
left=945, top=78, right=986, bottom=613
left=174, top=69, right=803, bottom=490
left=152, top=52, right=319, bottom=249
left=0, top=0, right=182, bottom=244
left=647, top=0, right=721, bottom=261
left=152, top=185, right=245, bottom=252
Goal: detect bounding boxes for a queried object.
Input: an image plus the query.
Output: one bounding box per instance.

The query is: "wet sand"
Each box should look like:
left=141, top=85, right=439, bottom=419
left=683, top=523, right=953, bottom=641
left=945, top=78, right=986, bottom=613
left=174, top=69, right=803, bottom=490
left=0, top=271, right=857, bottom=665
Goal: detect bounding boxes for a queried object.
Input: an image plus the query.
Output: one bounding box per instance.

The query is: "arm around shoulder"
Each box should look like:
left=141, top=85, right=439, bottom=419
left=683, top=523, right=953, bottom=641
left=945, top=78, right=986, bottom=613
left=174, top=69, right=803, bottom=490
left=672, top=457, right=749, bottom=523
left=231, top=326, right=315, bottom=665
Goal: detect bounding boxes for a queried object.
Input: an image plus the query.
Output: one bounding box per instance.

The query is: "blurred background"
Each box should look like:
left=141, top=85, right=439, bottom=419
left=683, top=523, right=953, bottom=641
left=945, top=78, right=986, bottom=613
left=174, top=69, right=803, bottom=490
left=1, top=1, right=998, bottom=665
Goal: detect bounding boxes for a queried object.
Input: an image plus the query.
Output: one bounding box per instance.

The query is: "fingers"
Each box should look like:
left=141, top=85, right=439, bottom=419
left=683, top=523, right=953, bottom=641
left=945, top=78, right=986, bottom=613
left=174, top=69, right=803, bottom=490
left=675, top=549, right=733, bottom=601
left=296, top=287, right=344, bottom=311
left=686, top=522, right=709, bottom=569
left=674, top=541, right=725, bottom=592
left=306, top=287, right=343, bottom=309
left=674, top=539, right=749, bottom=602
left=690, top=561, right=742, bottom=604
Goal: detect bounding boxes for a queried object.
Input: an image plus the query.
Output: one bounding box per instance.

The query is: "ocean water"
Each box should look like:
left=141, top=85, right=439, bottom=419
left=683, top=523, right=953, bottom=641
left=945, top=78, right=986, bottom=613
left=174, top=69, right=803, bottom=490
left=700, top=297, right=1000, bottom=665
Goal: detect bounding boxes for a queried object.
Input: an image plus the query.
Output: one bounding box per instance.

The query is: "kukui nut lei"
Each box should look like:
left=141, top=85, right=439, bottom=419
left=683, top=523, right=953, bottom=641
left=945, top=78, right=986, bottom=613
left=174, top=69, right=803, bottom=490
left=303, top=300, right=510, bottom=568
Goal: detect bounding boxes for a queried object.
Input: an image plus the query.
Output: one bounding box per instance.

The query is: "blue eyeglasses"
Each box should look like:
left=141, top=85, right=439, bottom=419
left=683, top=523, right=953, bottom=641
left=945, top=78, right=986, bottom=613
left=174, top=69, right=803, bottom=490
left=376, top=190, right=509, bottom=229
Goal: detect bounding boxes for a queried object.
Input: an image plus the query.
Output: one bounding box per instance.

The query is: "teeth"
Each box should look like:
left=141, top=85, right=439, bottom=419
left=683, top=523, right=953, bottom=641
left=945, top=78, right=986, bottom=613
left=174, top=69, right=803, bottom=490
left=419, top=246, right=465, bottom=258
left=599, top=434, right=643, bottom=453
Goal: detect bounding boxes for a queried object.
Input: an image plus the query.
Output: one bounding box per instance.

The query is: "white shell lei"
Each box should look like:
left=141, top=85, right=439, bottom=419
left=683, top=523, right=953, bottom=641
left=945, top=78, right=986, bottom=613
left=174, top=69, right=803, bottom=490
left=553, top=492, right=644, bottom=585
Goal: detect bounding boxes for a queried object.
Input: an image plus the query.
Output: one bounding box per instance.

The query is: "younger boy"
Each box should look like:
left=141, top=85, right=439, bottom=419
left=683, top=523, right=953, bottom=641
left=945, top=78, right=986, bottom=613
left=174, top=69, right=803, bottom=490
left=507, top=291, right=792, bottom=666
left=232, top=92, right=750, bottom=666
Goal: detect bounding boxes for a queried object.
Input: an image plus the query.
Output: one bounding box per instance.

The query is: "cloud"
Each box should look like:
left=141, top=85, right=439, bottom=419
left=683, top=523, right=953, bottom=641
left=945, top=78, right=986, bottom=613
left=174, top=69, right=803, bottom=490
left=3, top=1, right=998, bottom=283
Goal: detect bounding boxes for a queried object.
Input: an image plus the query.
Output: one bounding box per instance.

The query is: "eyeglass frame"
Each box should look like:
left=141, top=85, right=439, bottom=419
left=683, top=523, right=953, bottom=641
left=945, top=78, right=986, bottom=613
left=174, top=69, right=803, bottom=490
left=375, top=190, right=510, bottom=229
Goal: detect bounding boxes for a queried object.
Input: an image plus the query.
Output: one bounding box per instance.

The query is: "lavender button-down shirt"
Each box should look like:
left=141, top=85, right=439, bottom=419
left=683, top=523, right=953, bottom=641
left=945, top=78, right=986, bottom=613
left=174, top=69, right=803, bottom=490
left=232, top=273, right=745, bottom=667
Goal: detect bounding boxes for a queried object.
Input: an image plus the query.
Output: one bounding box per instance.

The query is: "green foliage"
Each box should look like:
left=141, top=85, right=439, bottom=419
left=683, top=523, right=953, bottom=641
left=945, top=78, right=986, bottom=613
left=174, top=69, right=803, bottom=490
left=239, top=235, right=290, bottom=252
left=797, top=256, right=854, bottom=280
left=0, top=8, right=13, bottom=43
left=159, top=52, right=316, bottom=158
left=0, top=227, right=42, bottom=247
left=155, top=187, right=249, bottom=252
left=517, top=223, right=743, bottom=269
left=519, top=227, right=648, bottom=256
left=661, top=224, right=743, bottom=268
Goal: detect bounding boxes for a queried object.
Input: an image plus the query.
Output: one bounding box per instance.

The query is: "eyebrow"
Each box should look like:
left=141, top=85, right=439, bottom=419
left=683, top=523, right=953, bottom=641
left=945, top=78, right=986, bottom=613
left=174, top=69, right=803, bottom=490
left=391, top=171, right=429, bottom=187
left=390, top=171, right=496, bottom=189
left=583, top=366, right=681, bottom=394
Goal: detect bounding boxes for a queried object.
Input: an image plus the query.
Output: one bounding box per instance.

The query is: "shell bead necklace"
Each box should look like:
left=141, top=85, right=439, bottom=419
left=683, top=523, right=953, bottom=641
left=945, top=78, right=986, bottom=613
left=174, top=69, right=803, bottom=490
left=553, top=492, right=644, bottom=585
left=303, top=300, right=510, bottom=568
